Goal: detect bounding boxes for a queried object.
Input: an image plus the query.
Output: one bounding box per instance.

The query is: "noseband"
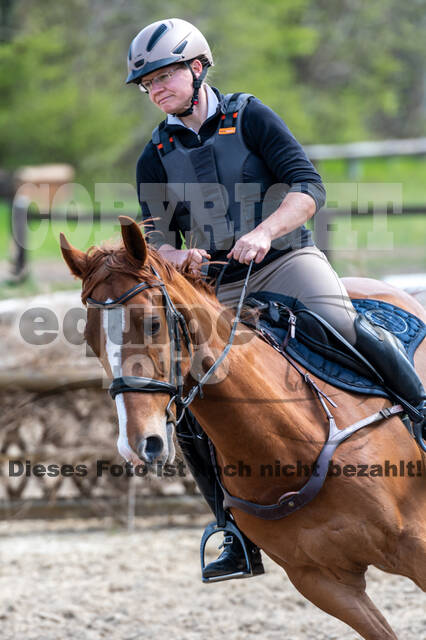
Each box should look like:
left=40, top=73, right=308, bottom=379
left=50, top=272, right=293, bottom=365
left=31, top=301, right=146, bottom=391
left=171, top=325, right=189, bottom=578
left=87, top=262, right=253, bottom=424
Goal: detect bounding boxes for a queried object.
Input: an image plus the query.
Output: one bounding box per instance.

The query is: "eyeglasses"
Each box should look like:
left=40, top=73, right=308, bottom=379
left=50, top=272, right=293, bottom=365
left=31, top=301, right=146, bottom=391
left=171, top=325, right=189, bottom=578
left=138, top=67, right=181, bottom=93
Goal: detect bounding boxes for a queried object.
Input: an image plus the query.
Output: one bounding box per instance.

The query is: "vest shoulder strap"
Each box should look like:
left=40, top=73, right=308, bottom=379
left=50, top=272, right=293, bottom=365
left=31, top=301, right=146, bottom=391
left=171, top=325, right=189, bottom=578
left=219, top=92, right=254, bottom=130
left=152, top=125, right=161, bottom=145
left=151, top=123, right=176, bottom=156
left=222, top=92, right=254, bottom=114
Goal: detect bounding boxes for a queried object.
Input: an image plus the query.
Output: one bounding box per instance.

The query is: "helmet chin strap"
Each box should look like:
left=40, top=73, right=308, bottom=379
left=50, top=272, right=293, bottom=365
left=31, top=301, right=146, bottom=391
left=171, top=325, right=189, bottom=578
left=172, top=62, right=209, bottom=117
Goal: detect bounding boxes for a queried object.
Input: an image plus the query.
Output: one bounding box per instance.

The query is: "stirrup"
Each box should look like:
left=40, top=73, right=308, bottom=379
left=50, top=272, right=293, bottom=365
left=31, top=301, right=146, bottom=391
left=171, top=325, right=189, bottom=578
left=200, top=520, right=253, bottom=583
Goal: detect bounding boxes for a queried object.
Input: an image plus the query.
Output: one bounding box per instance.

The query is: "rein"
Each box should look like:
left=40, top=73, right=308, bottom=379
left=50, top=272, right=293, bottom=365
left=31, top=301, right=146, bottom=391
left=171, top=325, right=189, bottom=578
left=86, top=260, right=254, bottom=425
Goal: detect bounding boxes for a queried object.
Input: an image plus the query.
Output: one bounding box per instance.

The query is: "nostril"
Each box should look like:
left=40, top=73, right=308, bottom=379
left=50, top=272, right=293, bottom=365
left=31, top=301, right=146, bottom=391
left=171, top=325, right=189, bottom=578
left=138, top=435, right=164, bottom=463
left=146, top=435, right=163, bottom=458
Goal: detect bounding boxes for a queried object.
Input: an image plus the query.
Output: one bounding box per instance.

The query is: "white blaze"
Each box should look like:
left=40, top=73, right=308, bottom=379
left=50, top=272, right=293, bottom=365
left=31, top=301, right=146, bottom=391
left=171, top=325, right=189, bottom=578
left=102, top=301, right=172, bottom=465
left=103, top=304, right=138, bottom=463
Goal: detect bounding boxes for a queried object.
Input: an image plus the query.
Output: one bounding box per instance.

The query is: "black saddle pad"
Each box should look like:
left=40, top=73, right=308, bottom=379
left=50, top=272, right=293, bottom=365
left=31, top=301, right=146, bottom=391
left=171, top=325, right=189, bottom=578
left=244, top=292, right=425, bottom=398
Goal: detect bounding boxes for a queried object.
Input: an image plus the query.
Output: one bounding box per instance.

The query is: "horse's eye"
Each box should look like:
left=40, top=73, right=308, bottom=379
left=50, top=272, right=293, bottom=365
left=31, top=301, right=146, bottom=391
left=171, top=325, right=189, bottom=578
left=144, top=316, right=161, bottom=336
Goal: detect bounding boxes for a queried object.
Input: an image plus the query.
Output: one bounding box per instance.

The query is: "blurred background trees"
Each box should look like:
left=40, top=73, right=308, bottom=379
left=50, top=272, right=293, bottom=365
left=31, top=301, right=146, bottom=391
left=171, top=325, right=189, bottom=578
left=1, top=0, right=425, bottom=183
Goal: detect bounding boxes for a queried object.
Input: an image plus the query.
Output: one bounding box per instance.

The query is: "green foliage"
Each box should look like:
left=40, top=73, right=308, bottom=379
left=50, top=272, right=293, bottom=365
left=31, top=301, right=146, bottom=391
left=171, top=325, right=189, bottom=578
left=1, top=0, right=424, bottom=260
left=0, top=2, right=143, bottom=180
left=319, top=156, right=426, bottom=205
left=293, top=0, right=426, bottom=141
left=0, top=0, right=425, bottom=181
left=0, top=201, right=9, bottom=259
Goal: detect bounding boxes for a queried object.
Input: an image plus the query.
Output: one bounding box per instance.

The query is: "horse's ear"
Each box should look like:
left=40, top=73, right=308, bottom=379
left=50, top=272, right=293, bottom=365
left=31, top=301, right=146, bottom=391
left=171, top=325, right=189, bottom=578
left=59, top=233, right=86, bottom=279
left=119, top=216, right=147, bottom=265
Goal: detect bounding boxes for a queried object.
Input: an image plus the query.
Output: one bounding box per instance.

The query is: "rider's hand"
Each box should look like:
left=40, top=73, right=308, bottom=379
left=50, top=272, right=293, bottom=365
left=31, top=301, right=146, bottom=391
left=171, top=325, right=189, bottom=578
left=160, top=248, right=211, bottom=272
left=227, top=227, right=272, bottom=264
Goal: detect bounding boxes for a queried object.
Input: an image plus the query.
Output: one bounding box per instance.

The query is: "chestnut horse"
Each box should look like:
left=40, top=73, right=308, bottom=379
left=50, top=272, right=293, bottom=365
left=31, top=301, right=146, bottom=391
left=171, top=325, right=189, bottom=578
left=60, top=217, right=426, bottom=640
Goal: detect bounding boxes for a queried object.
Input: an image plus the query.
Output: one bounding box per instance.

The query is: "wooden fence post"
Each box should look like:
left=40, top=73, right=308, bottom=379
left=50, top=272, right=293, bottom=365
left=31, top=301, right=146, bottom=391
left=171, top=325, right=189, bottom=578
left=9, top=194, right=29, bottom=281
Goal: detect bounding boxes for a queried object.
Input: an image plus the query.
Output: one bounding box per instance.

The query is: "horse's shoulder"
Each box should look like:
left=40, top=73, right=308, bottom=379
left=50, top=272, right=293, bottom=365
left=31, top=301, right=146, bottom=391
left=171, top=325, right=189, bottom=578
left=343, top=276, right=426, bottom=321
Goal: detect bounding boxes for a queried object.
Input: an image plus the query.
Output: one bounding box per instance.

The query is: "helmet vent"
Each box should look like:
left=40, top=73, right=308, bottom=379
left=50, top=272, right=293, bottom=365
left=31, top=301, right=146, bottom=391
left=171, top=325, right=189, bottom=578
left=147, top=23, right=169, bottom=52
left=172, top=40, right=188, bottom=55
left=134, top=58, right=145, bottom=68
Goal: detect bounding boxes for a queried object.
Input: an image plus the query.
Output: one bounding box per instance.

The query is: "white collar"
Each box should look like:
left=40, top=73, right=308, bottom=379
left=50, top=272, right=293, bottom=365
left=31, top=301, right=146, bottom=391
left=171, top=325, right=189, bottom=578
left=167, top=84, right=219, bottom=131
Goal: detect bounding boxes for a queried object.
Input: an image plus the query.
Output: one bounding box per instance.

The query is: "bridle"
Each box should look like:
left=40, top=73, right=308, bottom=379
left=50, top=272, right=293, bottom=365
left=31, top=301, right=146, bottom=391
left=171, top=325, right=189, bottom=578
left=86, top=262, right=254, bottom=426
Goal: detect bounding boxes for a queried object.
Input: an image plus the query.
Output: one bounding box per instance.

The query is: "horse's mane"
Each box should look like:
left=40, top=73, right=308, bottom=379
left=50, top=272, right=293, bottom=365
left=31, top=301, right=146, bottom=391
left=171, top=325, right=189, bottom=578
left=80, top=237, right=217, bottom=305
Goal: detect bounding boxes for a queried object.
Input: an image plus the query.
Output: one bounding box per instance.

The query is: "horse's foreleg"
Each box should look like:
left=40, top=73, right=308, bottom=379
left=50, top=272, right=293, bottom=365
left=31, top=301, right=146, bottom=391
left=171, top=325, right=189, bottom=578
left=282, top=563, right=397, bottom=640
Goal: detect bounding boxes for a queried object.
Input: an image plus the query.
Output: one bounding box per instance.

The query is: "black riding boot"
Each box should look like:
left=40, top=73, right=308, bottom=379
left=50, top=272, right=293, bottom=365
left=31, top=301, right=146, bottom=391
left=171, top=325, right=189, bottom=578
left=354, top=314, right=426, bottom=449
left=202, top=530, right=265, bottom=580
left=176, top=411, right=265, bottom=580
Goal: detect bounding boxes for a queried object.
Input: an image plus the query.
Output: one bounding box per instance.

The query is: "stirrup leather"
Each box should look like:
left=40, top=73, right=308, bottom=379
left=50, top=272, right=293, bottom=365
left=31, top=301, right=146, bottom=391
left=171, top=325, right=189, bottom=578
left=200, top=520, right=253, bottom=583
left=412, top=410, right=426, bottom=453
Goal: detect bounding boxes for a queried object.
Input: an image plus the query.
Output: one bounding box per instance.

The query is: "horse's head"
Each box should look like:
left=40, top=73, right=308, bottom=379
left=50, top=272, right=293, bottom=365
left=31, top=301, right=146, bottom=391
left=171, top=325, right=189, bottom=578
left=60, top=217, right=192, bottom=467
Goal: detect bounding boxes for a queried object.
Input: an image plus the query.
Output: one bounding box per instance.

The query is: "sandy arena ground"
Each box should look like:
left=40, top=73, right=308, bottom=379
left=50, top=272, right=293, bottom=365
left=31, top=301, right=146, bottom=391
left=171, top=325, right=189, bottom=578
left=0, top=515, right=425, bottom=640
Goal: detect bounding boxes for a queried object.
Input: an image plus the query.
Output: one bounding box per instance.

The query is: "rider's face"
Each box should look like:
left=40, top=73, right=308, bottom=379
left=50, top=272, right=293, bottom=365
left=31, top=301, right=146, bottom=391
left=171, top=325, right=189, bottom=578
left=142, top=60, right=201, bottom=114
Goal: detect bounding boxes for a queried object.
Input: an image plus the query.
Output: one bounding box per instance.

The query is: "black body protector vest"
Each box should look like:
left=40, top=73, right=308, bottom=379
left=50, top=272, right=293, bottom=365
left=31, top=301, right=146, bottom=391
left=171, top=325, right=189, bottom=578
left=151, top=92, right=309, bottom=256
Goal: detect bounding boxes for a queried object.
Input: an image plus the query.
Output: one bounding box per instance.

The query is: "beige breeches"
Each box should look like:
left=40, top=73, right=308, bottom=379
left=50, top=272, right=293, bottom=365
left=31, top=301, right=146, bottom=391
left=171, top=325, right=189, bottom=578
left=217, top=246, right=357, bottom=345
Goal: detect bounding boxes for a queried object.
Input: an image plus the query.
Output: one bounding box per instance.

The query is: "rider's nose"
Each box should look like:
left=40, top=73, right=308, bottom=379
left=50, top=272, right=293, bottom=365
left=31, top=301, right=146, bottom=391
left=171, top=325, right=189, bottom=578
left=137, top=435, right=164, bottom=464
left=152, top=85, right=165, bottom=102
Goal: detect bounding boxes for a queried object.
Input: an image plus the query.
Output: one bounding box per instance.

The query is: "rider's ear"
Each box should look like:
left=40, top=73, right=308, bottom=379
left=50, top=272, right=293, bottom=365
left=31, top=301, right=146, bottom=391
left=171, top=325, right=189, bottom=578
left=59, top=233, right=87, bottom=279
left=119, top=216, right=147, bottom=265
